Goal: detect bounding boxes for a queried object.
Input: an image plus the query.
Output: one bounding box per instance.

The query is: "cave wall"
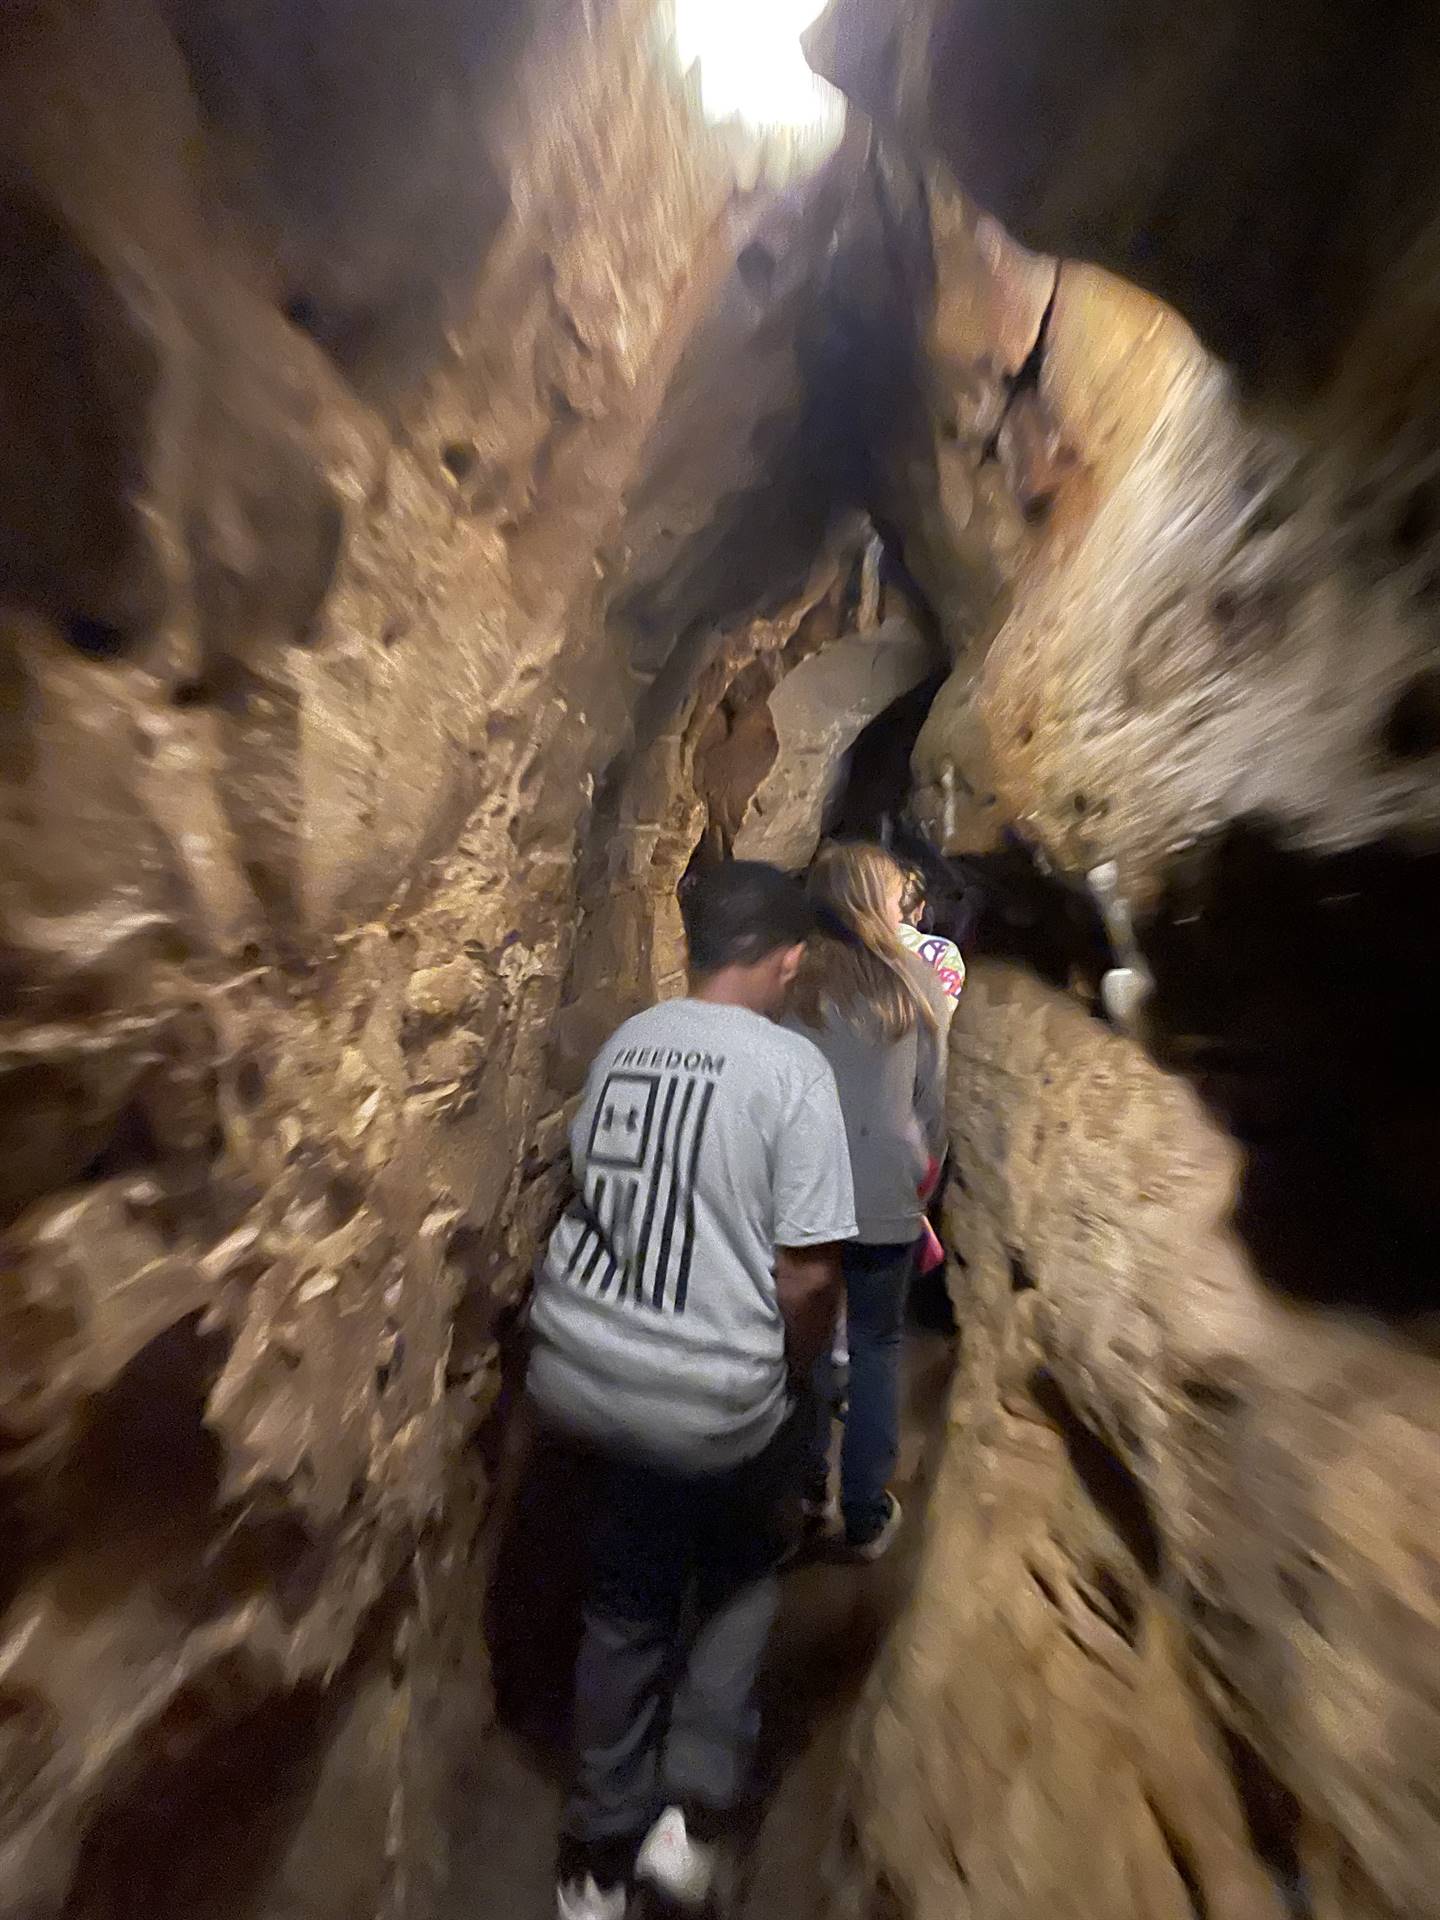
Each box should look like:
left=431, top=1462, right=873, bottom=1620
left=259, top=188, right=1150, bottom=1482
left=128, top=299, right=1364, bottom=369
left=838, top=962, right=1440, bottom=1920
left=0, top=5, right=863, bottom=1914
left=731, top=611, right=938, bottom=871
left=12, top=0, right=1440, bottom=1911
left=810, top=2, right=1440, bottom=1916
left=551, top=558, right=855, bottom=1093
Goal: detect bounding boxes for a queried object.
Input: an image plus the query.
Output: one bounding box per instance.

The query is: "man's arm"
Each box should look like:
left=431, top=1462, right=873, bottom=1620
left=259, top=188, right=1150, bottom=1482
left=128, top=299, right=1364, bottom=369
left=775, top=1241, right=845, bottom=1376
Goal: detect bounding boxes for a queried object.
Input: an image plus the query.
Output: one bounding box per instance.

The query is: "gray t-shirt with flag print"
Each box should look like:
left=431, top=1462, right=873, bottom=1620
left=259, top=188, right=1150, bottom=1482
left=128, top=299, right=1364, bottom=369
left=527, top=997, right=856, bottom=1473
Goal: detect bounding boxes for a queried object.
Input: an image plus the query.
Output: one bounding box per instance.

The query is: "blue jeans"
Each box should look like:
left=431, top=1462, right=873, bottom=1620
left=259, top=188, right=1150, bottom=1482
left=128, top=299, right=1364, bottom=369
left=805, top=1241, right=914, bottom=1539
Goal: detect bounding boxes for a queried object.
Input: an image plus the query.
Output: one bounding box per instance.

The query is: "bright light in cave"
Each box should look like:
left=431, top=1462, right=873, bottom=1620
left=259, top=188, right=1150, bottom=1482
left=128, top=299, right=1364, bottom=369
left=674, top=0, right=844, bottom=143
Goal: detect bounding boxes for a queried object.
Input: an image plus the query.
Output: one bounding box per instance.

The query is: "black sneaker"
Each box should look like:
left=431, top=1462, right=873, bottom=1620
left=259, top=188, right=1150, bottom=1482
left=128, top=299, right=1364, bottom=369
left=556, top=1876, right=627, bottom=1920
left=843, top=1492, right=902, bottom=1562
left=778, top=1495, right=836, bottom=1568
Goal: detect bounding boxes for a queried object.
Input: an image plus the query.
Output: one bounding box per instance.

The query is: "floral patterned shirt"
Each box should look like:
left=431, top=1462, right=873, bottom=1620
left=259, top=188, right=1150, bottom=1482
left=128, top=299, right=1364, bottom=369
left=897, top=922, right=966, bottom=1007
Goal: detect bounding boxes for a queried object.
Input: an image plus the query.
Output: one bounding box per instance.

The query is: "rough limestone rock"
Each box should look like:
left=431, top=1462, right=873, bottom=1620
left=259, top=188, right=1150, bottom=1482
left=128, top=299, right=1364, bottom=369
left=812, top=0, right=1440, bottom=878
left=733, top=614, right=937, bottom=870
left=841, top=963, right=1440, bottom=1920
left=807, top=1, right=1440, bottom=1914
left=810, top=0, right=1440, bottom=407
left=554, top=549, right=869, bottom=1095
left=796, top=148, right=1075, bottom=854
left=0, top=4, right=869, bottom=1913
left=818, top=0, right=1440, bottom=1286
left=11, top=0, right=1440, bottom=1911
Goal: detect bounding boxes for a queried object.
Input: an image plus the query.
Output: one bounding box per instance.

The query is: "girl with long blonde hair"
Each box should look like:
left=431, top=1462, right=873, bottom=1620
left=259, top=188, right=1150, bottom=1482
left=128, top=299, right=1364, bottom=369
left=785, top=840, right=948, bottom=1558
left=789, top=841, right=941, bottom=1043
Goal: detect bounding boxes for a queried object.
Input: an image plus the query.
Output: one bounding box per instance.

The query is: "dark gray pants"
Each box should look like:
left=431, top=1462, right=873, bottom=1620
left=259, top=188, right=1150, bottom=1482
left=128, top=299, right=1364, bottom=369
left=564, top=1424, right=794, bottom=1862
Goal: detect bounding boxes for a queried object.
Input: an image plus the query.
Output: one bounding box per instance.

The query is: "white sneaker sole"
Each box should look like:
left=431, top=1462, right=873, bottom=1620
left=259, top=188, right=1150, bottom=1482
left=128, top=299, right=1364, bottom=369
left=636, top=1809, right=718, bottom=1913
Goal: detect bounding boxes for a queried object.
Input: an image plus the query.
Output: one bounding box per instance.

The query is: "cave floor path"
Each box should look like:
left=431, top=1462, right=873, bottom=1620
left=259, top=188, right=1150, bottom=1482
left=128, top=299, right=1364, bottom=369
left=448, top=1331, right=954, bottom=1920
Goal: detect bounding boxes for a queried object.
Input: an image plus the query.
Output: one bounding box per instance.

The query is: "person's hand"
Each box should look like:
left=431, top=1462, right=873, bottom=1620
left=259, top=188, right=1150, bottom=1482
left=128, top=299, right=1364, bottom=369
left=918, top=1156, right=941, bottom=1201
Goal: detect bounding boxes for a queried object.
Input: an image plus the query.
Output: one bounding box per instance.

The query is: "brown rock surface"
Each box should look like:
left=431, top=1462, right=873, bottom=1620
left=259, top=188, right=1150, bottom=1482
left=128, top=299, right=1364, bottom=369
left=810, top=0, right=1440, bottom=407
left=0, top=4, right=868, bottom=1913
left=733, top=613, right=938, bottom=871
left=807, top=2, right=1440, bottom=1914
left=813, top=0, right=1440, bottom=892
left=11, top=0, right=1440, bottom=1910
left=557, top=553, right=865, bottom=1085
left=841, top=962, right=1439, bottom=1920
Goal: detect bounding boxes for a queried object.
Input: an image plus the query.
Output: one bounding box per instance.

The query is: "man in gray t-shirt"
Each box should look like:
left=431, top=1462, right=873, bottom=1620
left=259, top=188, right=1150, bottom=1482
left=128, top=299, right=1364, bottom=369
left=528, top=862, right=855, bottom=1920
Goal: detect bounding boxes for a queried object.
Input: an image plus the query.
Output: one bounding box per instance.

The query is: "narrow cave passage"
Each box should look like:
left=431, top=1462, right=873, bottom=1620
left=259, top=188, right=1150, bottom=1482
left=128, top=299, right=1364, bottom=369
left=7, top=1, right=1440, bottom=1919
left=463, top=605, right=976, bottom=1918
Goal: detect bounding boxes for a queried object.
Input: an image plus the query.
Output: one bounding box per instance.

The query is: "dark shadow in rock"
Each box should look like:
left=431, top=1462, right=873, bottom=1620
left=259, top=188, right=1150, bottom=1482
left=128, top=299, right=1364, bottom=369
left=1144, top=1793, right=1209, bottom=1920
left=23, top=1312, right=331, bottom=1645
left=896, top=828, right=1113, bottom=990
left=163, top=0, right=530, bottom=404
left=1139, top=815, right=1440, bottom=1327
left=484, top=1409, right=599, bottom=1768
left=63, top=1594, right=407, bottom=1920
left=1030, top=1365, right=1164, bottom=1583
left=910, top=1257, right=958, bottom=1336
left=0, top=185, right=163, bottom=633
left=52, top=1315, right=229, bottom=1604
left=1221, top=1725, right=1313, bottom=1920
left=64, top=1665, right=330, bottom=1920
left=823, top=671, right=948, bottom=848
